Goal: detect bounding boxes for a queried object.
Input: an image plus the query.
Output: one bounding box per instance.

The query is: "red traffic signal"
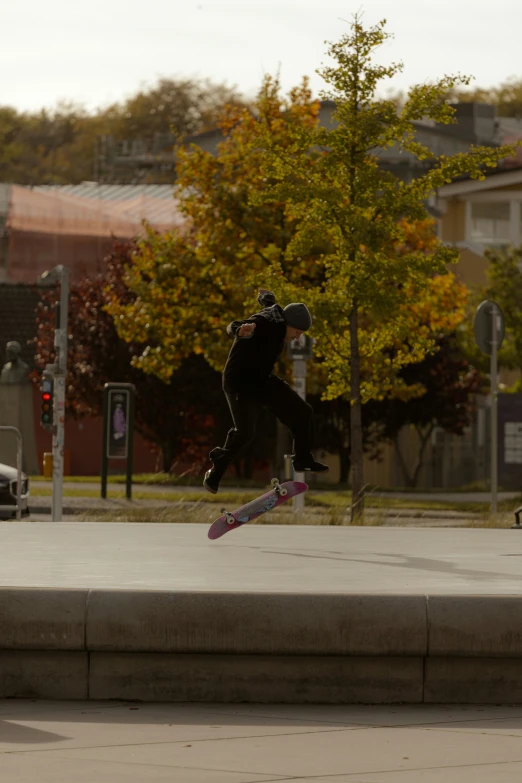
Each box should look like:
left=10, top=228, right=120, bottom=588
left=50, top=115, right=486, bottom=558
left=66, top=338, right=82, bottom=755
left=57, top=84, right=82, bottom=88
left=41, top=378, right=53, bottom=428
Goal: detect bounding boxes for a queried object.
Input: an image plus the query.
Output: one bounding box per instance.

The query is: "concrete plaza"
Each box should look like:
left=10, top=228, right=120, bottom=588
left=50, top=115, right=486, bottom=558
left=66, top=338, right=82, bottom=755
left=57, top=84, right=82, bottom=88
left=1, top=521, right=521, bottom=593
left=2, top=522, right=522, bottom=705
left=2, top=700, right=522, bottom=782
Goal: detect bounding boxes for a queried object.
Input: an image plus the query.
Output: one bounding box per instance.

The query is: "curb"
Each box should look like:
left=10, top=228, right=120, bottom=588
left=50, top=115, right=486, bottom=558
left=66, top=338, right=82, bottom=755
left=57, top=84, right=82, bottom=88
left=1, top=589, right=522, bottom=703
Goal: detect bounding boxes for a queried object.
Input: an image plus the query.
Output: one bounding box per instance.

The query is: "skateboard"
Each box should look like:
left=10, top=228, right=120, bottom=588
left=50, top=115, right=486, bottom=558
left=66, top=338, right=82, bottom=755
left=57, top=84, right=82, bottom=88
left=208, top=478, right=308, bottom=540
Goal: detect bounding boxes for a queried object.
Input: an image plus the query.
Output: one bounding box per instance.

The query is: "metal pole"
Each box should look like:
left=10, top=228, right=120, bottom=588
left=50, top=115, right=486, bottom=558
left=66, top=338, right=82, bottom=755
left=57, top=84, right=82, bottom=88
left=491, top=304, right=498, bottom=515
left=15, top=427, right=22, bottom=521
left=293, top=358, right=307, bottom=513
left=126, top=388, right=135, bottom=501
left=51, top=266, right=69, bottom=522
left=101, top=386, right=108, bottom=499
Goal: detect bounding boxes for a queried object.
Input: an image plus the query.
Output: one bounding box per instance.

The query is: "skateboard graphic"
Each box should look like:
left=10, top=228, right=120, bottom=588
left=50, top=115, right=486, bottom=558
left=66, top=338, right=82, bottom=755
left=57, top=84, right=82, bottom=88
left=208, top=478, right=308, bottom=540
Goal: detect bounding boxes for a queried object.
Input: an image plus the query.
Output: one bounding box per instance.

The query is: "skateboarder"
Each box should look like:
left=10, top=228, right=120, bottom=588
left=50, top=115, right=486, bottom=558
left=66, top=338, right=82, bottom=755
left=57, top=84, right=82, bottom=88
left=204, top=289, right=328, bottom=494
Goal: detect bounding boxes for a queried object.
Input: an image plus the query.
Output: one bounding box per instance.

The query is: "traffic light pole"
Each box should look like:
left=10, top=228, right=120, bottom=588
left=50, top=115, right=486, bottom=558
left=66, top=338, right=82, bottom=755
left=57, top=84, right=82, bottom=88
left=39, top=265, right=69, bottom=522
left=51, top=266, right=69, bottom=522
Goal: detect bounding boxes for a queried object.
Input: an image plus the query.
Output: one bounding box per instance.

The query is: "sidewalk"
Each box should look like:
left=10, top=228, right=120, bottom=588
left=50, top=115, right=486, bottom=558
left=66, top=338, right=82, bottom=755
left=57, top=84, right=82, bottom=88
left=2, top=700, right=522, bottom=782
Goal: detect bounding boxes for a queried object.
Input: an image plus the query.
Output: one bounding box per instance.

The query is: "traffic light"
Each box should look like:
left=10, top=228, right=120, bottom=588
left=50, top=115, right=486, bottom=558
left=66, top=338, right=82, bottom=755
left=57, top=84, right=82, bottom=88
left=40, top=376, right=53, bottom=430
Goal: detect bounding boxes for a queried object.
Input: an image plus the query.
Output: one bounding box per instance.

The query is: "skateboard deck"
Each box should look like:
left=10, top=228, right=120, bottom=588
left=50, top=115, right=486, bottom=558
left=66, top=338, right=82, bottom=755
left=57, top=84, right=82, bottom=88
left=208, top=479, right=308, bottom=540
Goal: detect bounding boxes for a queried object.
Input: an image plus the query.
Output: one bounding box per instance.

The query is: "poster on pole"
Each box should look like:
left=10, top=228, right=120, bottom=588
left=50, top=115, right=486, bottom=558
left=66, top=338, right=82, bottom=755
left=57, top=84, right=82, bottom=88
left=106, top=389, right=130, bottom=459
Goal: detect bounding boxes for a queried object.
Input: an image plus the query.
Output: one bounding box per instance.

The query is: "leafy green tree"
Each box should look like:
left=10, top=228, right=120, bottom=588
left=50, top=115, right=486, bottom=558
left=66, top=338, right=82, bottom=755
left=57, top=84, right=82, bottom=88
left=0, top=103, right=99, bottom=184
left=0, top=79, right=246, bottom=184
left=107, top=79, right=325, bottom=381
left=104, top=78, right=246, bottom=142
left=310, top=272, right=476, bottom=484
left=243, top=16, right=519, bottom=518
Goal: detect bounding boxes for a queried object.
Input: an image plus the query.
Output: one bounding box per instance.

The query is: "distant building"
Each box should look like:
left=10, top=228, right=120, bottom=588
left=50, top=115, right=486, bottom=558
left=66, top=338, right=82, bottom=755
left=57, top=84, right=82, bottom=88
left=0, top=183, right=183, bottom=282
left=438, top=165, right=522, bottom=287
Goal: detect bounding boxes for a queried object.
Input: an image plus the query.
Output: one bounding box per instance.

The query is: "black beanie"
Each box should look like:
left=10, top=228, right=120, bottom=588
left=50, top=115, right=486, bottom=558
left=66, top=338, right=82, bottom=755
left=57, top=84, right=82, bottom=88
left=282, top=303, right=312, bottom=331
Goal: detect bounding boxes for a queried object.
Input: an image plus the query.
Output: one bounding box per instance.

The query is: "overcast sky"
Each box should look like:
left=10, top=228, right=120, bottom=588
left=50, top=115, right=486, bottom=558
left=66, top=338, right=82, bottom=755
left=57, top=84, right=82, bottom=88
left=3, top=0, right=522, bottom=113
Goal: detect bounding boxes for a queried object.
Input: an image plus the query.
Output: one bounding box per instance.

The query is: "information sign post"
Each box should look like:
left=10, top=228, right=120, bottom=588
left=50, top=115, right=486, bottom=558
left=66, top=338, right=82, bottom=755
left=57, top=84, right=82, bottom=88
left=101, top=383, right=136, bottom=500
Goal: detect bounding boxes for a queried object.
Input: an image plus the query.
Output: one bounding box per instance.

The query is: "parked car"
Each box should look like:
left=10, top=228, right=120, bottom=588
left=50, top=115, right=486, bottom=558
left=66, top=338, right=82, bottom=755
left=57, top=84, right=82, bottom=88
left=0, top=462, right=29, bottom=519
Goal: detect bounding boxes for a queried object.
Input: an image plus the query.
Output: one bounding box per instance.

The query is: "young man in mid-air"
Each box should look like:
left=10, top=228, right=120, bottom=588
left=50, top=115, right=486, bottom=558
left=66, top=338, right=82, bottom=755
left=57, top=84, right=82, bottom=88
left=204, top=289, right=328, bottom=494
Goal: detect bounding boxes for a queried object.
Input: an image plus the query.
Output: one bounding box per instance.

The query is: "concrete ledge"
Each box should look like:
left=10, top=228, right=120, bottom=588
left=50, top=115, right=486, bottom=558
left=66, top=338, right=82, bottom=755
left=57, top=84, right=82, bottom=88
left=89, top=653, right=424, bottom=704
left=0, top=651, right=88, bottom=699
left=86, top=591, right=427, bottom=655
left=0, top=588, right=87, bottom=650
left=428, top=596, right=522, bottom=656
left=425, top=657, right=522, bottom=703
left=2, top=589, right=522, bottom=703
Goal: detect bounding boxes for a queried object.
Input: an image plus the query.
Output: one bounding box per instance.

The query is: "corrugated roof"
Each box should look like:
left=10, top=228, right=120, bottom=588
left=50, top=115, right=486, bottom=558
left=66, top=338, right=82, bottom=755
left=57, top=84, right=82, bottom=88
left=8, top=184, right=186, bottom=237
left=34, top=183, right=177, bottom=202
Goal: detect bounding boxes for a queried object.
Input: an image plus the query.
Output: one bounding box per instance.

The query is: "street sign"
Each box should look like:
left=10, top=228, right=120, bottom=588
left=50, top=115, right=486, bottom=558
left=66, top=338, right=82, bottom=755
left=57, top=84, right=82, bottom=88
left=474, top=300, right=505, bottom=355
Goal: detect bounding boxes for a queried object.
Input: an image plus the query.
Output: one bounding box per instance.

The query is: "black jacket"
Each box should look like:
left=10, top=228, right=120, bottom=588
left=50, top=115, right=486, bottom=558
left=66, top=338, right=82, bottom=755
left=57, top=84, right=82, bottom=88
left=223, top=292, right=286, bottom=394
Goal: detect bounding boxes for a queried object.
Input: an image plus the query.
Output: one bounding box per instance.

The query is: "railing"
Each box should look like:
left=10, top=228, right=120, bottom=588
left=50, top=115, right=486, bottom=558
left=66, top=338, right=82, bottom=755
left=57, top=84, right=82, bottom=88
left=0, top=426, right=23, bottom=520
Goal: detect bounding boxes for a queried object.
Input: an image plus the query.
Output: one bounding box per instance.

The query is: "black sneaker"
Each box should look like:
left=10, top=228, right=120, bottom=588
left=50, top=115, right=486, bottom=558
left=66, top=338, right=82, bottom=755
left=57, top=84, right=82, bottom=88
left=209, top=447, right=226, bottom=468
left=203, top=469, right=221, bottom=494
left=292, top=457, right=329, bottom=473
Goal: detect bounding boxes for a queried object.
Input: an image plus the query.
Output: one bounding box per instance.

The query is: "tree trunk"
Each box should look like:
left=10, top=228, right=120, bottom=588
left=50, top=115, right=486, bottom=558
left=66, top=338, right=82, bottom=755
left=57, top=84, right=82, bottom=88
left=350, top=303, right=365, bottom=520
left=411, top=424, right=434, bottom=488
left=339, top=448, right=351, bottom=484
left=160, top=441, right=176, bottom=474
left=394, top=437, right=414, bottom=488
left=394, top=424, right=434, bottom=488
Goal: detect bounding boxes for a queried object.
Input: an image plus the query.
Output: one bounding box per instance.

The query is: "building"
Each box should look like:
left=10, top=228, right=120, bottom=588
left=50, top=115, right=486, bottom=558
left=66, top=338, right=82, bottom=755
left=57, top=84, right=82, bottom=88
left=438, top=165, right=522, bottom=286
left=0, top=183, right=184, bottom=283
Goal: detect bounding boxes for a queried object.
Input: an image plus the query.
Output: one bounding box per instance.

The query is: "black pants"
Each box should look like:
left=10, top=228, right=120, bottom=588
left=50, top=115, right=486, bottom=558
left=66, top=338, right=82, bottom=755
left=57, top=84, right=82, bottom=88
left=211, top=375, right=315, bottom=475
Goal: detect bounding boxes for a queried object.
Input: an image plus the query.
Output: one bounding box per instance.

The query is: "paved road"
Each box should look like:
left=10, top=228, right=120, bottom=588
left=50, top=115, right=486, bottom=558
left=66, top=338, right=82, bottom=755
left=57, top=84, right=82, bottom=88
left=2, top=700, right=522, bottom=781
left=29, top=480, right=522, bottom=503
left=1, top=522, right=522, bottom=593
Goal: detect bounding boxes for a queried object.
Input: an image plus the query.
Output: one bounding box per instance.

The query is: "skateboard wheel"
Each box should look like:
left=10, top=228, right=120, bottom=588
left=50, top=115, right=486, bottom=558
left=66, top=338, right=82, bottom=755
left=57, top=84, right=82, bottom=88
left=280, top=488, right=288, bottom=496
left=270, top=478, right=279, bottom=487
left=220, top=507, right=227, bottom=514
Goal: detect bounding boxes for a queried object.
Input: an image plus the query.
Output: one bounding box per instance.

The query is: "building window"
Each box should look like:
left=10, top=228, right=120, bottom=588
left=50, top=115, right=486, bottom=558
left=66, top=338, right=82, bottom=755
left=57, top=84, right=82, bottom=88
left=469, top=202, right=511, bottom=249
